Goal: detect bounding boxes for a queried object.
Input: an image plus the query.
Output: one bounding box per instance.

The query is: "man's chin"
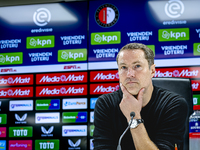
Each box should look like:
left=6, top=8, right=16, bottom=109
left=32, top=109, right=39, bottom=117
left=127, top=88, right=139, bottom=96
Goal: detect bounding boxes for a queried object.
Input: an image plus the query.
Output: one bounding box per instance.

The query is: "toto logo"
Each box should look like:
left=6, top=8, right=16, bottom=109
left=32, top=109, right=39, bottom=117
left=165, top=0, right=184, bottom=18
left=33, top=8, right=51, bottom=26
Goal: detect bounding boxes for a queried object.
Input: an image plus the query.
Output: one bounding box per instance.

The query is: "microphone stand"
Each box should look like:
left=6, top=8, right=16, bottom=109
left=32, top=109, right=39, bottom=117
left=117, top=112, right=135, bottom=150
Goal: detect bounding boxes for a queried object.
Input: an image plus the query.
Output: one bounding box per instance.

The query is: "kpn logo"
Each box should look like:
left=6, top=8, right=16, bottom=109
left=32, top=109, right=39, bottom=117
left=58, top=49, right=87, bottom=62
left=193, top=43, right=200, bottom=56
left=0, top=52, right=23, bottom=65
left=158, top=28, right=189, bottom=42
left=91, top=31, right=121, bottom=45
left=26, top=35, right=54, bottom=49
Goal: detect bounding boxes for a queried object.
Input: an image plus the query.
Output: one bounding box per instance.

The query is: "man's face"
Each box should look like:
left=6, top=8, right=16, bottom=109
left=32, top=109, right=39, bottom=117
left=118, top=49, right=155, bottom=95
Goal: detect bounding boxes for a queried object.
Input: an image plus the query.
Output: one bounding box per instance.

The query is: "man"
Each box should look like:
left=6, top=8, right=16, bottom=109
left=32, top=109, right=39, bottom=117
left=93, top=43, right=188, bottom=150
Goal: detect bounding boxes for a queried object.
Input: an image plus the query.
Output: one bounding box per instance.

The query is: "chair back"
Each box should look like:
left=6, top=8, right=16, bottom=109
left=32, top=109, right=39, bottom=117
left=152, top=77, right=193, bottom=150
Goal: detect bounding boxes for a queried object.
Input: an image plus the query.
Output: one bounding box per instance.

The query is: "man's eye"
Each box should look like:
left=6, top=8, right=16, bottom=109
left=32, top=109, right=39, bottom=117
left=121, top=66, right=127, bottom=69
left=135, top=65, right=141, bottom=68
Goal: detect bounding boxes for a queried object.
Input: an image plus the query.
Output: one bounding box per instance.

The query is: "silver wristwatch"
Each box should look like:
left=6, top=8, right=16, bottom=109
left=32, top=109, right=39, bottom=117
left=129, top=119, right=144, bottom=129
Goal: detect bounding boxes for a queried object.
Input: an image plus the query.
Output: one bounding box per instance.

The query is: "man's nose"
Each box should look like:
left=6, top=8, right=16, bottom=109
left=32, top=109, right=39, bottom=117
left=127, top=68, right=135, bottom=77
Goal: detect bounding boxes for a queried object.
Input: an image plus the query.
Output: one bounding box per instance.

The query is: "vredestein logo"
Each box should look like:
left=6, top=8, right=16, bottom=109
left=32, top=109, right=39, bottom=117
left=26, top=35, right=55, bottom=49
left=33, top=8, right=51, bottom=26
left=0, top=52, right=23, bottom=65
left=158, top=28, right=189, bottom=41
left=91, top=31, right=121, bottom=45
left=95, top=3, right=119, bottom=28
left=58, top=49, right=87, bottom=62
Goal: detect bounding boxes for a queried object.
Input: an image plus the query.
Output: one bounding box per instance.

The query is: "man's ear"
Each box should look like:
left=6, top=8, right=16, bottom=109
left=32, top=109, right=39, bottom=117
left=150, top=64, right=156, bottom=78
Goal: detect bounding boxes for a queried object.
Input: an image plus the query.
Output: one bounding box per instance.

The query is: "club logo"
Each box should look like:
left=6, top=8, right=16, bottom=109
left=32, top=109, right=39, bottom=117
left=33, top=8, right=51, bottom=26
left=95, top=3, right=119, bottom=28
left=41, top=126, right=54, bottom=137
left=68, top=139, right=81, bottom=149
left=165, top=0, right=184, bottom=18
left=15, top=113, right=27, bottom=124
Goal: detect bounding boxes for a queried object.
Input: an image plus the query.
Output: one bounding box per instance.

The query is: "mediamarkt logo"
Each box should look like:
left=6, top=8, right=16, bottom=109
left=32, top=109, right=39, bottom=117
left=154, top=67, right=200, bottom=78
left=158, top=28, right=189, bottom=41
left=0, top=87, right=33, bottom=98
left=91, top=71, right=119, bottom=82
left=36, top=72, right=87, bottom=84
left=0, top=75, right=33, bottom=86
left=36, top=85, right=87, bottom=97
left=26, top=35, right=55, bottom=49
left=90, top=83, right=119, bottom=95
left=91, top=31, right=121, bottom=45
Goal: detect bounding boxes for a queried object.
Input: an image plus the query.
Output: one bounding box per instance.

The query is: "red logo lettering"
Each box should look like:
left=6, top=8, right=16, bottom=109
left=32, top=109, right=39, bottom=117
left=0, top=75, right=33, bottom=86
left=36, top=85, right=87, bottom=97
left=90, top=83, right=119, bottom=95
left=154, top=67, right=200, bottom=78
left=191, top=80, right=200, bottom=91
left=0, top=87, right=33, bottom=98
left=90, top=70, right=119, bottom=82
left=0, top=68, right=16, bottom=72
left=36, top=72, right=87, bottom=84
left=64, top=65, right=81, bottom=69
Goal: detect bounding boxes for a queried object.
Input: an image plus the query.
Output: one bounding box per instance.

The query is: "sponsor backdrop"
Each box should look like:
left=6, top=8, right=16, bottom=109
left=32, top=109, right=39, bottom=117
left=0, top=0, right=200, bottom=150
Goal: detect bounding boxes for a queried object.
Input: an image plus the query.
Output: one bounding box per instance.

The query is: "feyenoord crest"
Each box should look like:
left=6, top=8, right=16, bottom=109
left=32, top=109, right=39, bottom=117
left=95, top=3, right=119, bottom=28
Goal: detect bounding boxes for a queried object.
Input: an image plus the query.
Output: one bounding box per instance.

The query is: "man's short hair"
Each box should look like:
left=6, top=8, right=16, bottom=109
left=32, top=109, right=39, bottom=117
left=116, top=43, right=154, bottom=68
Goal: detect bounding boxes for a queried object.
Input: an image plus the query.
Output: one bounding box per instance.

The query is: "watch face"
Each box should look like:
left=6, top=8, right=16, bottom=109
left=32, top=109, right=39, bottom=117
left=131, top=119, right=137, bottom=128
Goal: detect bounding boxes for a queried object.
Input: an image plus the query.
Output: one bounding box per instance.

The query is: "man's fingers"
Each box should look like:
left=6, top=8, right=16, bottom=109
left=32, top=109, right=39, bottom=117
left=120, top=83, right=130, bottom=96
left=137, top=88, right=145, bottom=102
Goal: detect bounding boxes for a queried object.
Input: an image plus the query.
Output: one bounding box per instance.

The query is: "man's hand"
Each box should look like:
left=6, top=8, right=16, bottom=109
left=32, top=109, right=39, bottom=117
left=119, top=83, right=145, bottom=121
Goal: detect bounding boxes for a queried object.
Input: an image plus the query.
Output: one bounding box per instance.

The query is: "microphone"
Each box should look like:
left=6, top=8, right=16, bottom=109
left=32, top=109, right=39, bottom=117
left=117, top=112, right=135, bottom=150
